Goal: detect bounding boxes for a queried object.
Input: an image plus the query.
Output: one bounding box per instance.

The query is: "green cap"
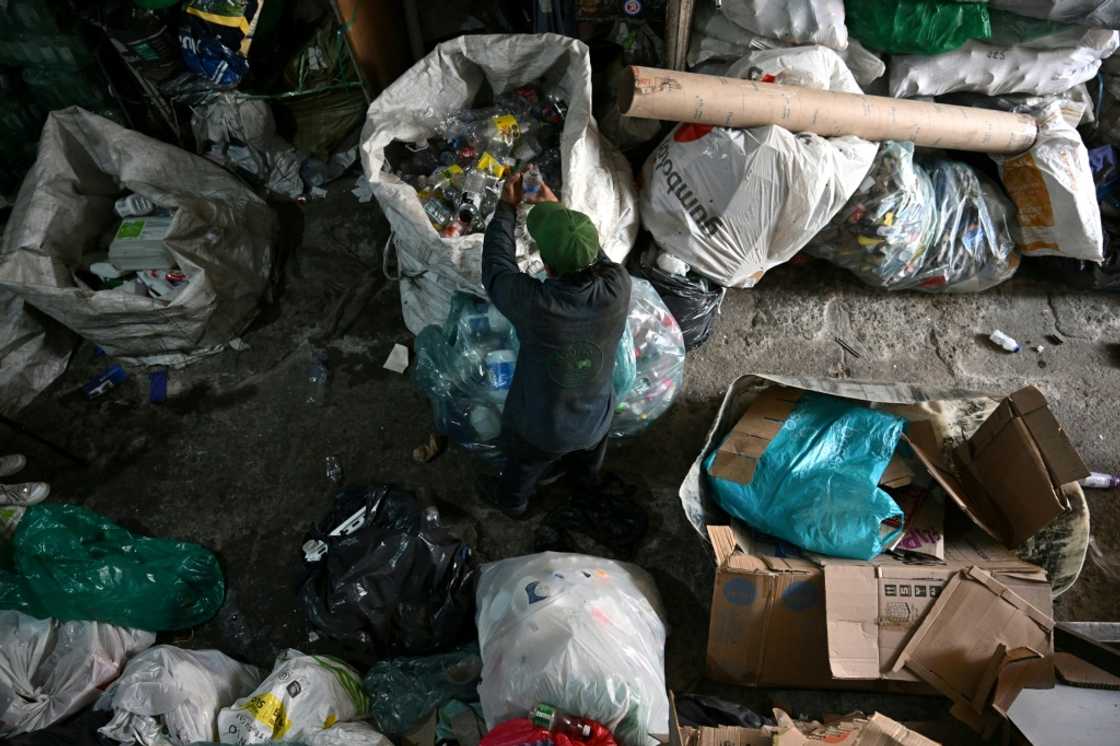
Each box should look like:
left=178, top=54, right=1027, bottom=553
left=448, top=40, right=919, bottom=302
left=527, top=203, right=600, bottom=275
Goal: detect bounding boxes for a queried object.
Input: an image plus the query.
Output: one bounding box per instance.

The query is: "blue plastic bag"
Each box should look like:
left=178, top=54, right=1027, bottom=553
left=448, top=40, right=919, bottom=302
left=705, top=392, right=906, bottom=560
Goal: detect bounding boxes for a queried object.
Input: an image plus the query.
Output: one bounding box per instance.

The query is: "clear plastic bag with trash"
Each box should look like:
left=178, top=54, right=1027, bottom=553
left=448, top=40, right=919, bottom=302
left=413, top=278, right=683, bottom=455
left=808, top=141, right=1021, bottom=292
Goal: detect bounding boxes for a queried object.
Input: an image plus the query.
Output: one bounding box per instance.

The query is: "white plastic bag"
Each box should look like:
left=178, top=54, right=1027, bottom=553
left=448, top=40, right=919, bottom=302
left=689, top=3, right=883, bottom=88
left=218, top=650, right=369, bottom=744
left=96, top=646, right=263, bottom=746
left=640, top=47, right=876, bottom=288
left=360, top=34, right=638, bottom=334
left=0, top=610, right=155, bottom=737
left=310, top=722, right=393, bottom=746
left=0, top=290, right=72, bottom=418
left=719, top=0, right=847, bottom=50
left=992, top=102, right=1104, bottom=261
left=989, top=0, right=1120, bottom=27
left=476, top=552, right=669, bottom=746
left=889, top=30, right=1120, bottom=98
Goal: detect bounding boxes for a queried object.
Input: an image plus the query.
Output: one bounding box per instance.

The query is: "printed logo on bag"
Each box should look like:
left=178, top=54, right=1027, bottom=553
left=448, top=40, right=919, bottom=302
left=547, top=341, right=603, bottom=387
left=243, top=693, right=292, bottom=738
left=651, top=139, right=725, bottom=238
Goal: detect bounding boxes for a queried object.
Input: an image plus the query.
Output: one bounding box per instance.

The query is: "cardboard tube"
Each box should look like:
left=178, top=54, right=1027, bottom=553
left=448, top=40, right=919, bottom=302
left=620, top=66, right=1038, bottom=154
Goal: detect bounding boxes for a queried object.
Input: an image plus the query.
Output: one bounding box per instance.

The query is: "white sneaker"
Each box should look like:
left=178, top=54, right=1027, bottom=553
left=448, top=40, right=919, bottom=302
left=0, top=482, right=50, bottom=506
left=0, top=454, right=27, bottom=478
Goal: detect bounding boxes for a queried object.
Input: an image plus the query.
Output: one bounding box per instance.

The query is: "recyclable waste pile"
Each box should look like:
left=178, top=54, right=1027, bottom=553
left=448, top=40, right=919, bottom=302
left=808, top=141, right=1020, bottom=292
left=77, top=194, right=192, bottom=301
left=413, top=278, right=684, bottom=456
left=387, top=83, right=566, bottom=238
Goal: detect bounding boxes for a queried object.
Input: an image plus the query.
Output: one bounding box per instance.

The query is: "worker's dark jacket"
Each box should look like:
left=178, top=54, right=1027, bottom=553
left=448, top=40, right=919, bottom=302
left=482, top=201, right=631, bottom=453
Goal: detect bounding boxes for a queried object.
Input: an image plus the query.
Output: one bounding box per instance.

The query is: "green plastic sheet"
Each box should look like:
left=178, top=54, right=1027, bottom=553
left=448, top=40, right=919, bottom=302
left=846, top=0, right=992, bottom=55
left=0, top=504, right=224, bottom=631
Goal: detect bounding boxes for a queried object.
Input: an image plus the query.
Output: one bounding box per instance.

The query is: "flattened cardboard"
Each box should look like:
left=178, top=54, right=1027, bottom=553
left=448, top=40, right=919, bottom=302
left=892, top=567, right=1054, bottom=729
left=1054, top=651, right=1120, bottom=689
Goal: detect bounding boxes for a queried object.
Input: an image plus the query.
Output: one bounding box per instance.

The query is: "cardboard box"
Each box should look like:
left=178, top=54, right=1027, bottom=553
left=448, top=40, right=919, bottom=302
left=706, top=524, right=1052, bottom=689
left=704, top=384, right=1083, bottom=690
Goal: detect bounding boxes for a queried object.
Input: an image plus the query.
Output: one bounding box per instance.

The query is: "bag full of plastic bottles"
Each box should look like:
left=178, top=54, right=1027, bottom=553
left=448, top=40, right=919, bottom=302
left=808, top=141, right=1020, bottom=292
left=413, top=278, right=684, bottom=454
left=361, top=34, right=638, bottom=334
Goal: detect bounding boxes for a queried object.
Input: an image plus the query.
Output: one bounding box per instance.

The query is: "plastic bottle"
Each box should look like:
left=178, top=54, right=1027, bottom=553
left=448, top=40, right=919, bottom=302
left=325, top=455, right=343, bottom=484
left=114, top=193, right=156, bottom=218
left=989, top=330, right=1020, bottom=353
left=1080, top=472, right=1120, bottom=489
left=306, top=348, right=330, bottom=405
left=485, top=349, right=516, bottom=390
left=522, top=164, right=542, bottom=200
left=530, top=704, right=594, bottom=740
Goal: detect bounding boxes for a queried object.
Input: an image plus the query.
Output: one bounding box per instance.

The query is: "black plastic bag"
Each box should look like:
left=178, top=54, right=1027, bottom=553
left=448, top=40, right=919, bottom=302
left=630, top=249, right=724, bottom=351
left=299, top=486, right=478, bottom=661
left=674, top=693, right=767, bottom=729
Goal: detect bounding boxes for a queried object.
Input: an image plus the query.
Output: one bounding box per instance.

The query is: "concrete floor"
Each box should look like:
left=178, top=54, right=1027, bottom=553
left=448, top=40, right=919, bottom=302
left=8, top=183, right=1120, bottom=740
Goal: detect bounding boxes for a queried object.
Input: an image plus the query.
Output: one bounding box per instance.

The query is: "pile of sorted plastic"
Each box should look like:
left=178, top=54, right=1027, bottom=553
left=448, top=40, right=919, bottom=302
left=388, top=83, right=567, bottom=238
left=808, top=141, right=1020, bottom=292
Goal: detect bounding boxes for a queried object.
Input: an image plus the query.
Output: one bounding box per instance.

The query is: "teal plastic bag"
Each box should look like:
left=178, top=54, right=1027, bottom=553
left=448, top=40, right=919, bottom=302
left=846, top=0, right=992, bottom=55
left=0, top=504, right=224, bottom=630
left=705, top=392, right=906, bottom=560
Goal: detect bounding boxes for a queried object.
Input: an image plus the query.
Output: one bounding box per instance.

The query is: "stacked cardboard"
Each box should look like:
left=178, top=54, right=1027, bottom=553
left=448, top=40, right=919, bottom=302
left=692, top=378, right=1097, bottom=740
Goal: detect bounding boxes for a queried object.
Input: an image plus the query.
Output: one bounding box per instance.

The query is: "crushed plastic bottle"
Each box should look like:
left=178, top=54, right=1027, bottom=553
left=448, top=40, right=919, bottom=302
left=522, top=164, right=542, bottom=201
left=114, top=193, right=156, bottom=218
left=325, top=455, right=343, bottom=484
left=306, top=348, right=330, bottom=405
left=1080, top=472, right=1120, bottom=489
left=989, top=330, right=1020, bottom=353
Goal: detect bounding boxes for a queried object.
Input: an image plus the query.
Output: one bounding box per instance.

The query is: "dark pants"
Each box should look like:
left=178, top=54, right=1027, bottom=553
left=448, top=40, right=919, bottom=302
left=497, top=430, right=608, bottom=509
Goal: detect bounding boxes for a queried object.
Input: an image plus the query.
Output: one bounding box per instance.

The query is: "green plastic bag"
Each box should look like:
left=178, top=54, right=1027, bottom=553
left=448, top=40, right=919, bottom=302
left=846, top=0, right=992, bottom=55
left=0, top=504, right=224, bottom=631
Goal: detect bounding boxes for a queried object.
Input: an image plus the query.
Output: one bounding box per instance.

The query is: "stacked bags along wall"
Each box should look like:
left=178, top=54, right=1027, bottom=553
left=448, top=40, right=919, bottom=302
left=686, top=2, right=885, bottom=91
left=889, top=9, right=1119, bottom=98
left=360, top=34, right=638, bottom=335
left=640, top=45, right=877, bottom=289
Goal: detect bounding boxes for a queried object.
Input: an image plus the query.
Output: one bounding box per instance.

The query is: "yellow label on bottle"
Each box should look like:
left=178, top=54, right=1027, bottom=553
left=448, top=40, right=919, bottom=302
left=476, top=152, right=507, bottom=178
left=241, top=693, right=291, bottom=739
left=493, top=114, right=520, bottom=139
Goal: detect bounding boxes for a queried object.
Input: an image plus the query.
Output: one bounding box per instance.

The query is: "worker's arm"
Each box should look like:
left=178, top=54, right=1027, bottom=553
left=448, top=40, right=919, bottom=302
left=482, top=174, right=539, bottom=320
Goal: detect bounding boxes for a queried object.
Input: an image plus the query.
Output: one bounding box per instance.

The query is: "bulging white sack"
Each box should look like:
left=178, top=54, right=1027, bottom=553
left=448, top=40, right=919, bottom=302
left=360, top=34, right=638, bottom=335
left=476, top=553, right=668, bottom=746
left=640, top=46, right=876, bottom=288
left=890, top=30, right=1120, bottom=98
left=719, top=0, right=847, bottom=50
left=992, top=102, right=1104, bottom=261
left=96, top=646, right=263, bottom=746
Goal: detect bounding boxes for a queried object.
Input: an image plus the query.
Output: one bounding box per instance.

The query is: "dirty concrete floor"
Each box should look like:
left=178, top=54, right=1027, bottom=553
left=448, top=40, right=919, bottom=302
left=9, top=183, right=1120, bottom=739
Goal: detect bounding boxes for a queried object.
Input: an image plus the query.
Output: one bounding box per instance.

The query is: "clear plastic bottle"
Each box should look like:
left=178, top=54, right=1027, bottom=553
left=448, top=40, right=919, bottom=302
left=114, top=193, right=156, bottom=217
left=306, top=348, right=330, bottom=405
left=530, top=704, right=594, bottom=740
left=325, top=455, right=343, bottom=484
left=522, top=164, right=542, bottom=201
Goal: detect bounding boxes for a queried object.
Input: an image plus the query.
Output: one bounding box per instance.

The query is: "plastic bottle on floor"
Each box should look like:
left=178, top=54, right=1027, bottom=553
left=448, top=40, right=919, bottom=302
left=307, top=348, right=330, bottom=405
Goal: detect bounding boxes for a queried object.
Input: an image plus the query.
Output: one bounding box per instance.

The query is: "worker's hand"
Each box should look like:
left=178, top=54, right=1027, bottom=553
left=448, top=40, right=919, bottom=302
left=525, top=179, right=559, bottom=204
left=500, top=172, right=522, bottom=205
